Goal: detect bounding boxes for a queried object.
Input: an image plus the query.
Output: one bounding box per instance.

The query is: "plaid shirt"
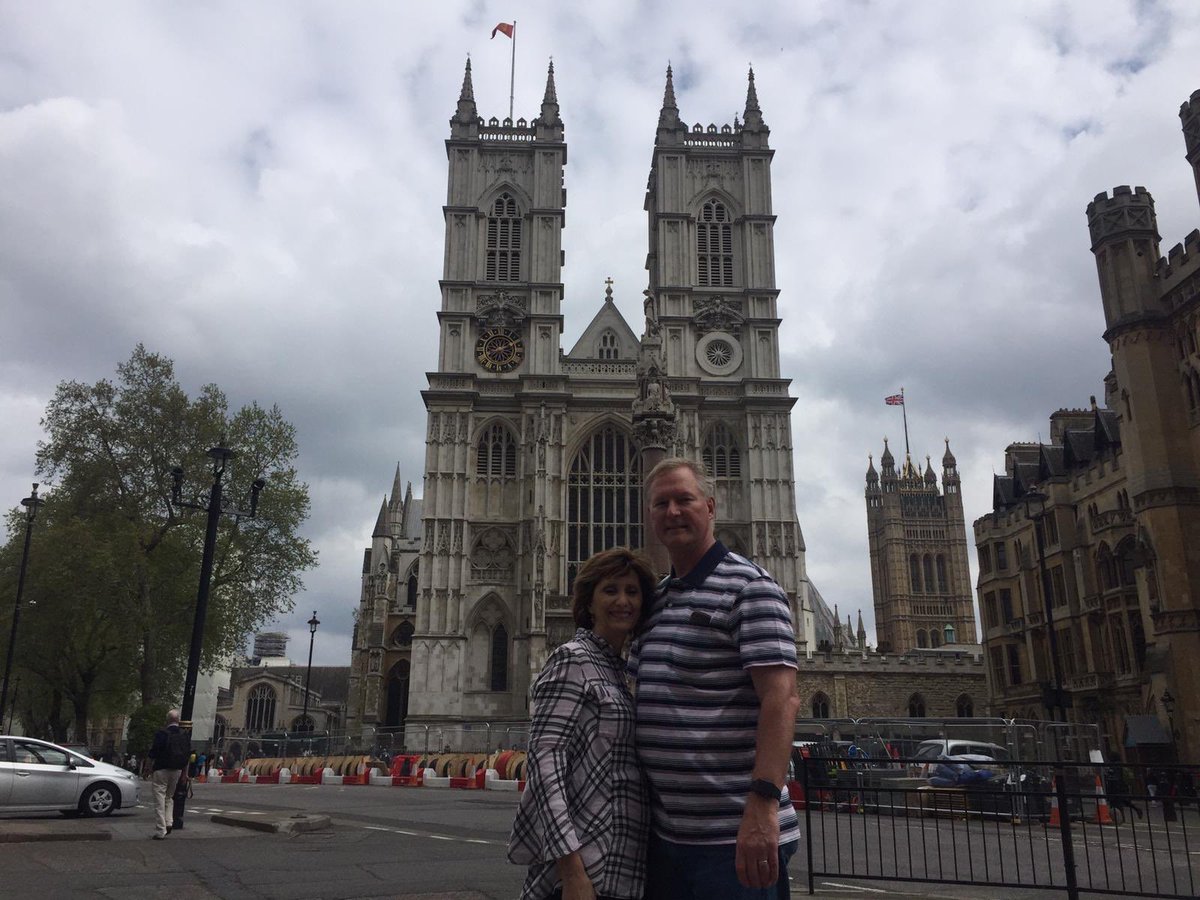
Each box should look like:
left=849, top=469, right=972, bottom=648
left=508, top=629, right=648, bottom=900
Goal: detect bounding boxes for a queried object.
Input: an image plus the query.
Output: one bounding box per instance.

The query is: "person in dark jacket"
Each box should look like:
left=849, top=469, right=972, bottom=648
left=147, top=709, right=188, bottom=839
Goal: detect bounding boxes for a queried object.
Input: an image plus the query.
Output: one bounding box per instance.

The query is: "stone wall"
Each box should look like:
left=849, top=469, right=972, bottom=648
left=796, top=651, right=987, bottom=719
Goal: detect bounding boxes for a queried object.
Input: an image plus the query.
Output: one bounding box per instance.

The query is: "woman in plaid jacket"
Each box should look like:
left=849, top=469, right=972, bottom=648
left=508, top=548, right=656, bottom=900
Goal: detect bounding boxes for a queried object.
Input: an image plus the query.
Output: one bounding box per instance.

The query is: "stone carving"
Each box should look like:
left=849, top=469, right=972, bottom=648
left=471, top=527, right=515, bottom=580
left=642, top=289, right=662, bottom=339
left=694, top=296, right=745, bottom=335
left=476, top=291, right=528, bottom=329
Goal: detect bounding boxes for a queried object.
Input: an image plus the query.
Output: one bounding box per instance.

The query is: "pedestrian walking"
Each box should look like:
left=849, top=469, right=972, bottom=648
left=147, top=709, right=190, bottom=839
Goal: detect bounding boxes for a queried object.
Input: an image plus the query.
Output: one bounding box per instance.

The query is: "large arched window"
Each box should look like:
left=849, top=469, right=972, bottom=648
left=936, top=555, right=948, bottom=593
left=245, top=684, right=276, bottom=732
left=486, top=193, right=521, bottom=282
left=598, top=330, right=619, bottom=360
left=386, top=660, right=410, bottom=726
left=406, top=564, right=419, bottom=607
left=923, top=555, right=935, bottom=594
left=567, top=426, right=641, bottom=588
left=929, top=629, right=941, bottom=649
left=910, top=555, right=922, bottom=593
left=697, top=198, right=733, bottom=287
left=476, top=422, right=518, bottom=477
left=811, top=692, right=830, bottom=719
left=703, top=423, right=741, bottom=478
left=907, top=693, right=927, bottom=718
left=916, top=629, right=928, bottom=648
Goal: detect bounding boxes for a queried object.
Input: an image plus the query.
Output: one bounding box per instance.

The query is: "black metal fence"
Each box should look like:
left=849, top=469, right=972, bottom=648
left=801, top=757, right=1198, bottom=899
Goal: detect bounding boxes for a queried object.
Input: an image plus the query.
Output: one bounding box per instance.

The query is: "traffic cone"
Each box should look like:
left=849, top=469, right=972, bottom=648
left=1047, top=791, right=1061, bottom=827
left=1094, top=776, right=1114, bottom=825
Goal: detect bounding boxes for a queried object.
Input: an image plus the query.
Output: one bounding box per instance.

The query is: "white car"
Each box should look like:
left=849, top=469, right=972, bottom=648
left=911, top=739, right=1012, bottom=777
left=0, top=736, right=140, bottom=817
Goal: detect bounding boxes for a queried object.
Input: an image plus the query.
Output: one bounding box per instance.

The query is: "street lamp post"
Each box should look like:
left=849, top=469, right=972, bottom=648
left=172, top=446, right=264, bottom=732
left=1160, top=689, right=1177, bottom=757
left=1022, top=489, right=1070, bottom=724
left=302, top=611, right=320, bottom=733
left=0, top=484, right=45, bottom=727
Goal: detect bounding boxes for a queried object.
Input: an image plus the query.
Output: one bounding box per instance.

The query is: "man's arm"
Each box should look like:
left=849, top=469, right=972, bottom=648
left=736, top=664, right=799, bottom=890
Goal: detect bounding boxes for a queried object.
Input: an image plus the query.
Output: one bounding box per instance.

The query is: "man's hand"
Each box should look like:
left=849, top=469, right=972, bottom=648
left=556, top=851, right=596, bottom=900
left=736, top=793, right=781, bottom=888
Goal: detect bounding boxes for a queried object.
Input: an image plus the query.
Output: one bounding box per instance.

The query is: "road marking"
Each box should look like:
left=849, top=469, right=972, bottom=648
left=821, top=883, right=891, bottom=894
left=360, top=824, right=504, bottom=846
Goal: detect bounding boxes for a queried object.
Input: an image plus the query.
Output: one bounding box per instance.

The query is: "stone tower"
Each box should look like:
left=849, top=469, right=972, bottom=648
left=1083, top=86, right=1200, bottom=753
left=644, top=66, right=814, bottom=642
left=346, top=62, right=822, bottom=738
left=865, top=438, right=978, bottom=654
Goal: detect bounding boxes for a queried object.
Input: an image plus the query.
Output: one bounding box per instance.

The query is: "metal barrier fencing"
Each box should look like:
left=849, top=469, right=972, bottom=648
left=802, top=757, right=1199, bottom=899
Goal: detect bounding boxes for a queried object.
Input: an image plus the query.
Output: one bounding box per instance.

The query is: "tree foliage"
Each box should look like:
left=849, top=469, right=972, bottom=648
left=0, top=345, right=317, bottom=739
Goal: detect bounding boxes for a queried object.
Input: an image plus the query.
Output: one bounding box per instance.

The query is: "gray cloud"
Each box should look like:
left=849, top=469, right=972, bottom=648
left=2, top=2, right=1198, bottom=664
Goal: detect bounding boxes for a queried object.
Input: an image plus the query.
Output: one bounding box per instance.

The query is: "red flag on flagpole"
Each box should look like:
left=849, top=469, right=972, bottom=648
left=885, top=393, right=904, bottom=406
left=491, top=22, right=514, bottom=39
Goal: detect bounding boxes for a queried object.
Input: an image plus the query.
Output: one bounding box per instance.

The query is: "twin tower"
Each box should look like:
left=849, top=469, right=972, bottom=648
left=346, top=63, right=817, bottom=735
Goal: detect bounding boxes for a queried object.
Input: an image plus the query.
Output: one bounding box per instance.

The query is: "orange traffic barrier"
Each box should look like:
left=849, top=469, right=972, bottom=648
left=1047, top=791, right=1061, bottom=827
left=1095, top=775, right=1114, bottom=825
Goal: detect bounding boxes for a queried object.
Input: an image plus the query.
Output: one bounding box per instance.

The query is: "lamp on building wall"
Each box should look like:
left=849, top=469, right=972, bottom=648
left=0, top=484, right=45, bottom=727
left=302, top=611, right=320, bottom=733
left=1022, top=488, right=1069, bottom=724
left=1161, top=689, right=1177, bottom=734
left=171, top=445, right=265, bottom=732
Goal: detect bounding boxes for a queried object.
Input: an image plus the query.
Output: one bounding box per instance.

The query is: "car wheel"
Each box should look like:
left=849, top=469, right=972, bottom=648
left=80, top=783, right=117, bottom=817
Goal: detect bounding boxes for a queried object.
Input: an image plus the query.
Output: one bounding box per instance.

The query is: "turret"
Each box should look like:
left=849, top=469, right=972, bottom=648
left=372, top=497, right=389, bottom=539
left=865, top=454, right=879, bottom=487
left=1182, top=89, right=1200, bottom=208
left=942, top=438, right=960, bottom=495
left=856, top=610, right=867, bottom=649
left=1086, top=185, right=1162, bottom=331
left=450, top=58, right=479, bottom=139
left=536, top=60, right=564, bottom=140
left=655, top=64, right=686, bottom=146
left=880, top=439, right=896, bottom=490
left=923, top=455, right=937, bottom=488
left=740, top=66, right=769, bottom=148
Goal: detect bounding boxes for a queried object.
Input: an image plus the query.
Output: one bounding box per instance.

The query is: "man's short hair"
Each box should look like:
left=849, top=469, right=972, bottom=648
left=571, top=547, right=658, bottom=632
left=166, top=709, right=181, bottom=724
left=645, top=457, right=714, bottom=498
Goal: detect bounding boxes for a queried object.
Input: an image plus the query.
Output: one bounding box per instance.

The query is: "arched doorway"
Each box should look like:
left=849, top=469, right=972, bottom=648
left=386, top=660, right=411, bottom=727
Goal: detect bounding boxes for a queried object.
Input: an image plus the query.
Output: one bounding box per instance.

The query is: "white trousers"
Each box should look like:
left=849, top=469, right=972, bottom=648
left=151, top=768, right=182, bottom=837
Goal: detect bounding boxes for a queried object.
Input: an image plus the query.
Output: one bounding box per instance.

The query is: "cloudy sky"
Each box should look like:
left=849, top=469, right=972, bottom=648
left=2, top=2, right=1198, bottom=665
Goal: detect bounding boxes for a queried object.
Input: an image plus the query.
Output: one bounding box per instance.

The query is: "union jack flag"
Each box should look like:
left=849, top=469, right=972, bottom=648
left=885, top=393, right=904, bottom=406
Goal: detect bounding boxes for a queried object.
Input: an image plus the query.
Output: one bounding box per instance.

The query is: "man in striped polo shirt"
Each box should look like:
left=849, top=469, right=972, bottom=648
left=630, top=458, right=800, bottom=900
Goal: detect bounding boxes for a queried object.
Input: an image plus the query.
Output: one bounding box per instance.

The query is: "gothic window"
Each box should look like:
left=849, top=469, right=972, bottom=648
left=1111, top=614, right=1130, bottom=674
left=1129, top=611, right=1147, bottom=673
left=811, top=692, right=830, bottom=718
left=1115, top=538, right=1137, bottom=587
left=983, top=592, right=998, bottom=629
left=476, top=422, right=518, bottom=477
left=999, top=589, right=1014, bottom=622
left=909, top=555, right=922, bottom=593
left=567, top=426, right=641, bottom=588
left=486, top=193, right=521, bottom=282
left=598, top=330, right=619, bottom=360
left=956, top=694, right=974, bottom=718
left=994, top=542, right=1008, bottom=570
left=702, top=423, right=741, bottom=478
left=936, top=555, right=948, bottom=593
left=1006, top=644, right=1023, bottom=685
left=245, top=684, right=276, bottom=732
left=697, top=198, right=733, bottom=287
left=929, top=629, right=941, bottom=649
left=386, top=660, right=410, bottom=726
left=907, top=693, right=927, bottom=718
left=213, top=715, right=227, bottom=746
left=491, top=623, right=509, bottom=691
left=923, top=555, right=935, bottom=593
left=978, top=546, right=992, bottom=574
left=916, top=629, right=928, bottom=648
left=291, top=715, right=315, bottom=733
left=406, top=564, right=419, bottom=607
left=392, top=621, right=415, bottom=646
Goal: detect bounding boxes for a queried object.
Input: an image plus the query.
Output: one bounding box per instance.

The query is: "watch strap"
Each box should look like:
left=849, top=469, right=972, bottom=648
left=749, top=778, right=782, bottom=801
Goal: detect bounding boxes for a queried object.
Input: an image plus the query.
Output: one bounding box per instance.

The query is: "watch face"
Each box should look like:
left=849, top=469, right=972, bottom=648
left=475, top=327, right=524, bottom=373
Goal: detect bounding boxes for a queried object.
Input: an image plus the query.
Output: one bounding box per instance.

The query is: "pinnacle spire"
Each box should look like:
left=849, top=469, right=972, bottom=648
left=451, top=57, right=479, bottom=133
left=390, top=463, right=403, bottom=507
left=745, top=66, right=760, bottom=113
left=657, top=63, right=682, bottom=132
left=741, top=65, right=768, bottom=136
left=460, top=57, right=475, bottom=104
left=372, top=497, right=388, bottom=538
left=543, top=59, right=558, bottom=106
left=538, top=58, right=563, bottom=130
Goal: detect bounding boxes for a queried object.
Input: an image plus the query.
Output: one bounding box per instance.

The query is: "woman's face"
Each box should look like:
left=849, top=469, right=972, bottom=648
left=589, top=571, right=643, bottom=645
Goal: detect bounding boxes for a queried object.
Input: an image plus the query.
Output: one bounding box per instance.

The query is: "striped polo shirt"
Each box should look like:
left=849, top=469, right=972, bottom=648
left=629, top=541, right=800, bottom=846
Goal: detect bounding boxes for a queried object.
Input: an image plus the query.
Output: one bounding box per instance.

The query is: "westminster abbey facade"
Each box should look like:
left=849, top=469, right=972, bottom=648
left=345, top=62, right=821, bottom=736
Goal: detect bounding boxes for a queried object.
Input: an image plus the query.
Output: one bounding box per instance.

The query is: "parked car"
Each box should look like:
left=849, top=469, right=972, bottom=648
left=910, top=739, right=1012, bottom=777
left=0, top=736, right=140, bottom=817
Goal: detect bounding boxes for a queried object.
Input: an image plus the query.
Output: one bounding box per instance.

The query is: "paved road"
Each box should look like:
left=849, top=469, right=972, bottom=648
left=2, top=781, right=1192, bottom=898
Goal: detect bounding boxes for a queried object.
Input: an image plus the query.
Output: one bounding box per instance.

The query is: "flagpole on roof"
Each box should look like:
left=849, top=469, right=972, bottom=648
left=901, top=387, right=911, bottom=461
left=509, top=20, right=517, bottom=122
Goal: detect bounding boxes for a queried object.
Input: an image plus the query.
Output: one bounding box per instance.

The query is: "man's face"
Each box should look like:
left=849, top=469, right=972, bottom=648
left=648, top=466, right=715, bottom=561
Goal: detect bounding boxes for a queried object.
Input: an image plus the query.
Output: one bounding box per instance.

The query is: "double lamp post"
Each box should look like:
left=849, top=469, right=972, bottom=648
left=0, top=484, right=45, bottom=728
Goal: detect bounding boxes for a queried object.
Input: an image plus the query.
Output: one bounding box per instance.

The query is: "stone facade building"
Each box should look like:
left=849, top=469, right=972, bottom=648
left=345, top=63, right=826, bottom=736
left=866, top=438, right=977, bottom=654
left=975, top=88, right=1200, bottom=762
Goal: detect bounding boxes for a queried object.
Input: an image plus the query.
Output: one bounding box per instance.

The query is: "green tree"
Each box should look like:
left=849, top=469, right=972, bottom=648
left=0, top=345, right=317, bottom=737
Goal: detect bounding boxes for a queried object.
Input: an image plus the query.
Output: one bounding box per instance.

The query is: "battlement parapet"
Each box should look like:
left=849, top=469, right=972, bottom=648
left=1181, top=89, right=1200, bottom=158
left=1087, top=185, right=1159, bottom=249
left=801, top=651, right=985, bottom=672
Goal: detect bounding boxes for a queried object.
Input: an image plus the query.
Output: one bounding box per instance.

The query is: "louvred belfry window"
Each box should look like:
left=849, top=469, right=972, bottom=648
left=476, top=422, right=517, bottom=477
left=702, top=423, right=741, bottom=478
left=697, top=199, right=733, bottom=287
left=486, top=193, right=521, bottom=282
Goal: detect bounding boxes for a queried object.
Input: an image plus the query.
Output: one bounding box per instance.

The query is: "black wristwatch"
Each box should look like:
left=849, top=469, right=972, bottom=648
left=749, top=778, right=782, bottom=801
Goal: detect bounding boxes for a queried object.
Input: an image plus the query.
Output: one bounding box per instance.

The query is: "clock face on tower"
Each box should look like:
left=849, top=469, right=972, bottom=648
left=475, top=327, right=525, bottom=373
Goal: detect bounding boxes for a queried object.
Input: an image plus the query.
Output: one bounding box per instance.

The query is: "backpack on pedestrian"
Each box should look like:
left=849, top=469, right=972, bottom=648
left=165, top=728, right=192, bottom=770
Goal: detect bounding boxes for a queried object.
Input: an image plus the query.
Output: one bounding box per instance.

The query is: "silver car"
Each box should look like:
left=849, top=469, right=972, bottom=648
left=0, top=736, right=140, bottom=817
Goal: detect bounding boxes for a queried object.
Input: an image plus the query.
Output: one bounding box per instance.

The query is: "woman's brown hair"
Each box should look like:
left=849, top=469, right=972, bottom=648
left=571, top=547, right=658, bottom=631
